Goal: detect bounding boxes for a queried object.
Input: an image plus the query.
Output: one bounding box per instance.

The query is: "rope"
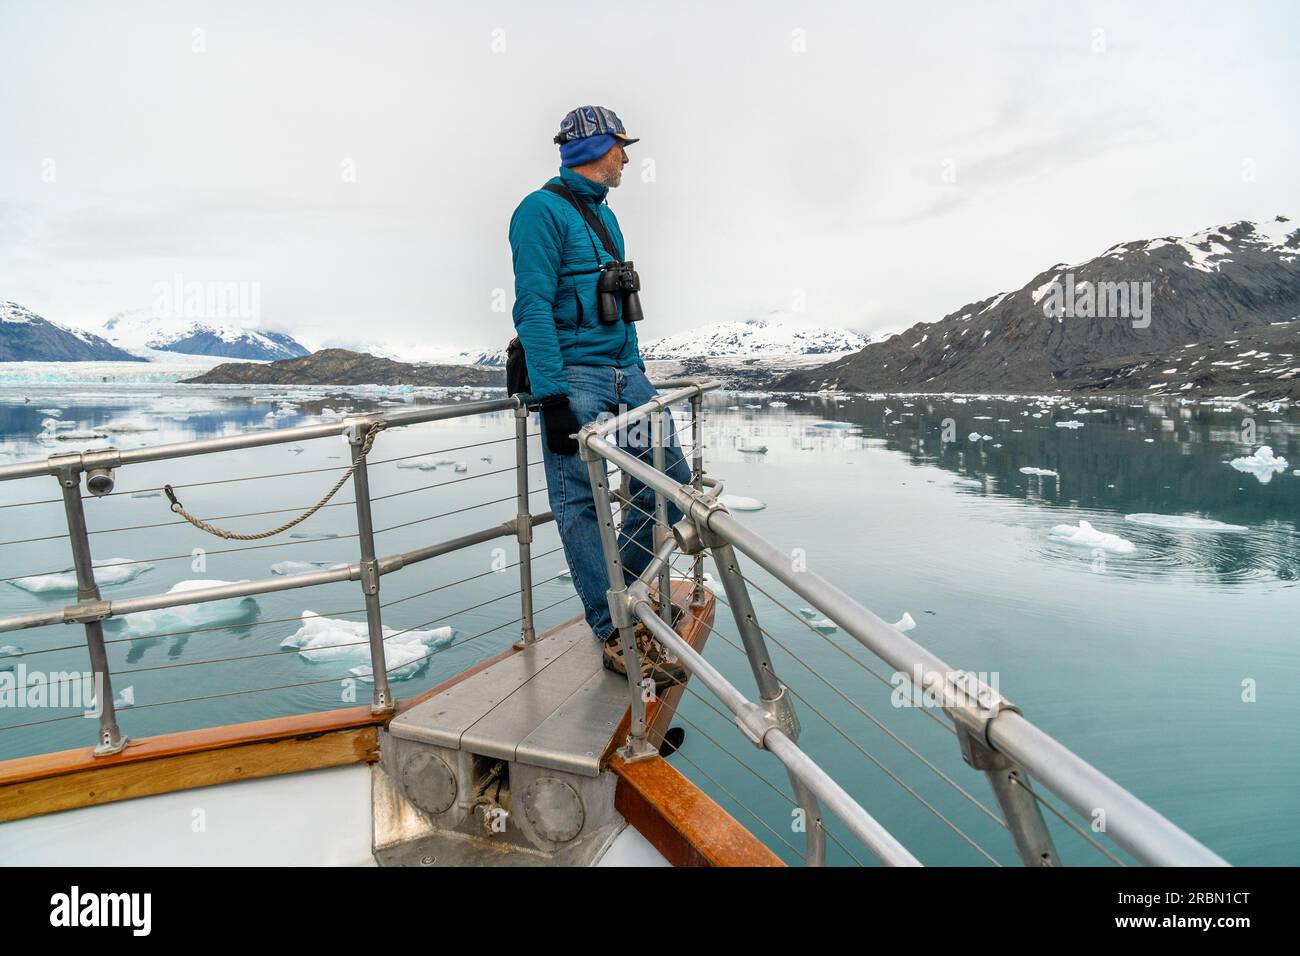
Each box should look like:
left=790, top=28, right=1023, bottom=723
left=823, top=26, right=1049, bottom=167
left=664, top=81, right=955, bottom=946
left=163, top=422, right=385, bottom=540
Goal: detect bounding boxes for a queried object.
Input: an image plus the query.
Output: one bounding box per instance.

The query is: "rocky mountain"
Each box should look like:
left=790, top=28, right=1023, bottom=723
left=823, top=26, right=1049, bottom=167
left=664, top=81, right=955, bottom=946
left=776, top=216, right=1300, bottom=394
left=316, top=339, right=506, bottom=367
left=182, top=349, right=503, bottom=386
left=100, top=310, right=310, bottom=361
left=1059, top=319, right=1300, bottom=400
left=1, top=301, right=144, bottom=362
left=641, top=315, right=869, bottom=360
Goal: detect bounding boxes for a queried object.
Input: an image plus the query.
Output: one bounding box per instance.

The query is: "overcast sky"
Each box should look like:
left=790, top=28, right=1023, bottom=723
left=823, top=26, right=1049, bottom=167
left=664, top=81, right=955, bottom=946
left=1, top=0, right=1297, bottom=352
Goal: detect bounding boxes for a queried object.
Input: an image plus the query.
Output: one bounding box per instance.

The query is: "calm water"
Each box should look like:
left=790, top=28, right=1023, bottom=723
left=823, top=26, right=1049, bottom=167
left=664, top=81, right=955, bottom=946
left=1, top=382, right=1296, bottom=866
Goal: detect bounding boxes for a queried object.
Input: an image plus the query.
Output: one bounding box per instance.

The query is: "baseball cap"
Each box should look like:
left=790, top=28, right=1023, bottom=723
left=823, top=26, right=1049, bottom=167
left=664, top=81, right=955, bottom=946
left=553, top=105, right=640, bottom=147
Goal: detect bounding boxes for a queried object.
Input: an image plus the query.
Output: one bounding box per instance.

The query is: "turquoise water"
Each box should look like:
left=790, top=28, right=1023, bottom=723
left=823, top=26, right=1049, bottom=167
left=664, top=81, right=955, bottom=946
left=1, top=383, right=1296, bottom=866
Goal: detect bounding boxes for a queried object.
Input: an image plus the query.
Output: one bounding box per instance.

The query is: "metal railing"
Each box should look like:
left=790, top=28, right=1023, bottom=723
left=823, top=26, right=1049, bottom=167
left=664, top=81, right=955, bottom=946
left=0, top=381, right=1229, bottom=867
left=573, top=379, right=1228, bottom=868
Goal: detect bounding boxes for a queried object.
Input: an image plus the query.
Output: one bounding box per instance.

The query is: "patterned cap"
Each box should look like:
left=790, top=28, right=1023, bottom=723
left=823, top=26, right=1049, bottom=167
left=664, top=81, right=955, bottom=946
left=553, top=106, right=639, bottom=146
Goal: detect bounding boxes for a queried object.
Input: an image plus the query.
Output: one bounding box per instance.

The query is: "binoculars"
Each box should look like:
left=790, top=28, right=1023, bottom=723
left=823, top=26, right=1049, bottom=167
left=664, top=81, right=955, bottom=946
left=596, top=261, right=644, bottom=325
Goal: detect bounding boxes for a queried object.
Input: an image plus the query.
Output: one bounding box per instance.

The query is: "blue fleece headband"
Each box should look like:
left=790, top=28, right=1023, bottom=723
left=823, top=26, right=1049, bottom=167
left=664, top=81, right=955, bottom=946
left=560, top=133, right=617, bottom=168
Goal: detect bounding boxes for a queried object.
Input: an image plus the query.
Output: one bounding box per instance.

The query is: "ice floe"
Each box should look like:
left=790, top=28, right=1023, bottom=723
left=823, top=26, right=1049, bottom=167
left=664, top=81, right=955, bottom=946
left=271, top=560, right=349, bottom=576
left=1048, top=520, right=1136, bottom=554
left=1054, top=421, right=1084, bottom=429
left=798, top=607, right=837, bottom=632
left=0, top=645, right=22, bottom=671
left=1124, top=514, right=1249, bottom=533
left=891, top=612, right=917, bottom=633
left=8, top=558, right=153, bottom=594
left=114, top=580, right=260, bottom=636
left=1228, top=446, right=1289, bottom=484
left=719, top=495, right=766, bottom=511
left=280, top=610, right=455, bottom=681
left=1018, top=467, right=1059, bottom=477
left=736, top=443, right=768, bottom=454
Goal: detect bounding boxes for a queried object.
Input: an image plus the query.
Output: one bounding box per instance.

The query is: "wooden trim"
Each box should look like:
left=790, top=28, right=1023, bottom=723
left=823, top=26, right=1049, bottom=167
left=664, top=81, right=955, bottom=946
left=0, top=619, right=545, bottom=822
left=613, top=753, right=783, bottom=867
left=0, top=727, right=378, bottom=823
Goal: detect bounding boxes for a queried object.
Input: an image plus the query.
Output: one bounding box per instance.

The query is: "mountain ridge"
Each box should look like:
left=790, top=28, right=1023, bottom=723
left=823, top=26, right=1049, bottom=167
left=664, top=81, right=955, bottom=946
left=775, top=216, right=1300, bottom=394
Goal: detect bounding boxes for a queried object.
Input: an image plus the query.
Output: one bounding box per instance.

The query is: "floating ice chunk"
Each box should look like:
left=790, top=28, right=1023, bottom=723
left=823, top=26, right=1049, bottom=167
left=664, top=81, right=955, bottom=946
left=719, top=494, right=766, bottom=511
left=1054, top=421, right=1084, bottom=429
left=271, top=560, right=349, bottom=576
left=769, top=401, right=787, bottom=407
left=1124, top=514, right=1248, bottom=533
left=797, top=607, right=837, bottom=632
left=744, top=403, right=762, bottom=409
left=0, top=645, right=22, bottom=671
left=1144, top=438, right=1155, bottom=443
left=553, top=569, right=572, bottom=582
left=281, top=611, right=455, bottom=681
left=1019, top=467, right=1058, bottom=477
left=1048, top=520, right=1136, bottom=554
left=982, top=434, right=992, bottom=441
left=287, top=445, right=305, bottom=454
left=967, top=432, right=982, bottom=441
left=891, top=612, right=917, bottom=633
left=453, top=462, right=468, bottom=472
left=1228, top=446, right=1289, bottom=484
left=736, top=443, right=768, bottom=454
left=8, top=558, right=153, bottom=594
left=116, top=580, right=260, bottom=636
left=813, top=421, right=853, bottom=430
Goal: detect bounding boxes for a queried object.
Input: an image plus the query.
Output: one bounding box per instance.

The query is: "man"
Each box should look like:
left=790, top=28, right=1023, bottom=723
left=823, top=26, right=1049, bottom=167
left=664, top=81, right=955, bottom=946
left=508, top=105, right=691, bottom=688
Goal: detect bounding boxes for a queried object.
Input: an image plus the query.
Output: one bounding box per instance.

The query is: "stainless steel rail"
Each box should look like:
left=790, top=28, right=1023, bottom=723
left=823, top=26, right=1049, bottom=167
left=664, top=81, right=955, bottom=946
left=577, top=382, right=1229, bottom=868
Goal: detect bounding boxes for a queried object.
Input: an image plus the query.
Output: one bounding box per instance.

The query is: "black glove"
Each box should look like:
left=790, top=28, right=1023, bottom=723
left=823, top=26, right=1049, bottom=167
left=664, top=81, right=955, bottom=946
left=540, top=395, right=580, bottom=456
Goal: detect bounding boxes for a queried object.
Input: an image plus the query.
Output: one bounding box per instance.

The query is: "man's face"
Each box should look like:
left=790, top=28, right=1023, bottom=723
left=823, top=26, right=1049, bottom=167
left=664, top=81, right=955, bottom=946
left=597, top=143, right=630, bottom=187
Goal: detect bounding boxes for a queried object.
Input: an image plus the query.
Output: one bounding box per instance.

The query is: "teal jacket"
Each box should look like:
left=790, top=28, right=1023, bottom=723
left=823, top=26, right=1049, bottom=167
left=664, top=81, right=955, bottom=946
left=508, top=165, right=644, bottom=401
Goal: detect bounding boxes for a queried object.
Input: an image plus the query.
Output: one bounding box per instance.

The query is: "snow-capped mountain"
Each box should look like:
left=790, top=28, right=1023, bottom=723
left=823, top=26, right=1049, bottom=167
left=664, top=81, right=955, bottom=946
left=640, top=316, right=870, bottom=360
left=1, top=301, right=144, bottom=362
left=100, top=310, right=310, bottom=362
left=315, top=338, right=505, bottom=367
left=777, top=215, right=1300, bottom=394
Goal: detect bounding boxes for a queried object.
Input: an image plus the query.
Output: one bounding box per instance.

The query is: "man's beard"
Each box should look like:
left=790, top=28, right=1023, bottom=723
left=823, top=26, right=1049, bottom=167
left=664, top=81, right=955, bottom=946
left=599, top=165, right=622, bottom=187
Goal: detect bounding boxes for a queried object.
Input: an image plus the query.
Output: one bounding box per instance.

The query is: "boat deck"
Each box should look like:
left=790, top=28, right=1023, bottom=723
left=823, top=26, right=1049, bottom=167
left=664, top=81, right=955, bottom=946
left=389, top=617, right=630, bottom=776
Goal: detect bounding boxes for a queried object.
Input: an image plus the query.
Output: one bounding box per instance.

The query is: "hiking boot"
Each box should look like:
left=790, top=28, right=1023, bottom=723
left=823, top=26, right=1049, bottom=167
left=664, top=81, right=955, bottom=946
left=602, top=625, right=688, bottom=691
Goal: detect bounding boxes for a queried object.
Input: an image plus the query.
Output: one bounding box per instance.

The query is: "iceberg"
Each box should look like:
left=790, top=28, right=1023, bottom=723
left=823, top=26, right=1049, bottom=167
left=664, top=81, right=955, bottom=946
left=114, top=580, right=260, bottom=636
left=891, top=612, right=917, bottom=633
left=1048, top=520, right=1136, bottom=554
left=768, top=401, right=787, bottom=407
left=1019, top=467, right=1059, bottom=477
left=1054, top=421, right=1084, bottom=429
left=281, top=611, right=455, bottom=681
left=797, top=607, right=837, bottom=633
left=719, top=494, right=766, bottom=511
left=1228, top=446, right=1289, bottom=484
left=0, top=645, right=23, bottom=672
left=271, top=560, right=349, bottom=576
left=8, top=558, right=153, bottom=594
left=1124, top=514, right=1248, bottom=533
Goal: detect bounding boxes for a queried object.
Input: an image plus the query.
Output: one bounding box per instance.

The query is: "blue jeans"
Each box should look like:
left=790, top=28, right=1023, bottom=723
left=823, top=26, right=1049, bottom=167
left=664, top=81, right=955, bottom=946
left=539, top=363, right=693, bottom=642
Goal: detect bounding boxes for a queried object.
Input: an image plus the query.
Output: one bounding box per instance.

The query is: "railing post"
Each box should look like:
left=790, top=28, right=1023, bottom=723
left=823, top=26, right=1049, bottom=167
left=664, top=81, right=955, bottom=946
left=515, top=404, right=536, bottom=645
left=345, top=421, right=392, bottom=715
left=52, top=457, right=126, bottom=755
left=650, top=408, right=672, bottom=625
left=689, top=392, right=705, bottom=606
left=956, top=725, right=1061, bottom=866
left=580, top=435, right=656, bottom=762
left=707, top=538, right=826, bottom=865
